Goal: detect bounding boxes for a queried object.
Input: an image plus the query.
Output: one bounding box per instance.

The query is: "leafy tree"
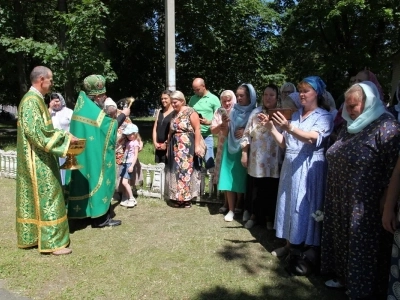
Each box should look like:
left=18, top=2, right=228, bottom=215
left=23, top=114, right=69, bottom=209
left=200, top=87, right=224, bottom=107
left=271, top=0, right=400, bottom=99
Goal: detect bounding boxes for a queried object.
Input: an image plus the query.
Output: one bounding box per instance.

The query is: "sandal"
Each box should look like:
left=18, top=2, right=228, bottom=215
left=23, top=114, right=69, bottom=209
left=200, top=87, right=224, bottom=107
left=184, top=203, right=192, bottom=208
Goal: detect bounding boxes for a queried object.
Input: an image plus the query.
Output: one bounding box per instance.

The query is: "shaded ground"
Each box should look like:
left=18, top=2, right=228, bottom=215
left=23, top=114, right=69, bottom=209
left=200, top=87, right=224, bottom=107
left=0, top=178, right=348, bottom=300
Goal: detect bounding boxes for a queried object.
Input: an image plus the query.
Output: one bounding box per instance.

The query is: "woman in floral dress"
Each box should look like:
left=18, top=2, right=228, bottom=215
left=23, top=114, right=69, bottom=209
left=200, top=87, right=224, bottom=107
left=241, top=84, right=283, bottom=229
left=321, top=81, right=400, bottom=299
left=166, top=91, right=202, bottom=208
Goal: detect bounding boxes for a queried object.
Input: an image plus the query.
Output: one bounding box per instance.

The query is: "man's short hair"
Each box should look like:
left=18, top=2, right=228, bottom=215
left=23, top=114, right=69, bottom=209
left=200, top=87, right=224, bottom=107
left=30, top=66, right=51, bottom=84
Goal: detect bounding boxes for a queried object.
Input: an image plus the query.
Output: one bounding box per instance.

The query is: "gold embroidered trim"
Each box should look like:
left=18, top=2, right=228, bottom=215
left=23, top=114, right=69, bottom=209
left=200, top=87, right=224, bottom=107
left=71, top=111, right=106, bottom=128
left=68, top=120, right=116, bottom=201
left=17, top=214, right=67, bottom=226
left=45, top=131, right=61, bottom=152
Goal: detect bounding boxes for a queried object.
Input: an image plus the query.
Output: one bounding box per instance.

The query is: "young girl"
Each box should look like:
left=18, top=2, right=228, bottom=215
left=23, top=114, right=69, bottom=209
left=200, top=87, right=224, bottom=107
left=119, top=123, right=140, bottom=208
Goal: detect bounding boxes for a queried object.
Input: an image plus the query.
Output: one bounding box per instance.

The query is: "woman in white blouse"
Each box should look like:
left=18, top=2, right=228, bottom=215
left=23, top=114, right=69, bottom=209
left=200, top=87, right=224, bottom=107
left=241, top=84, right=283, bottom=229
left=49, top=93, right=73, bottom=184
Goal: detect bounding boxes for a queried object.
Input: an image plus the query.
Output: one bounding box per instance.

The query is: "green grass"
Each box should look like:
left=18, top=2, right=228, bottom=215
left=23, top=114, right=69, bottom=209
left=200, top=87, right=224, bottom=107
left=0, top=119, right=348, bottom=299
left=0, top=178, right=348, bottom=300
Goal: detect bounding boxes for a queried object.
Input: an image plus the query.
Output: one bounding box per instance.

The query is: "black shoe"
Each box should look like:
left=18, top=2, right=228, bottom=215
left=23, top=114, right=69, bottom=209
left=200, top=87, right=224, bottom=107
left=92, top=219, right=122, bottom=228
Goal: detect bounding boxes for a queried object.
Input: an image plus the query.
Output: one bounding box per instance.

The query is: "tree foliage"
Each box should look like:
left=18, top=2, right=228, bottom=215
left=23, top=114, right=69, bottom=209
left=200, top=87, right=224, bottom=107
left=0, top=0, right=399, bottom=107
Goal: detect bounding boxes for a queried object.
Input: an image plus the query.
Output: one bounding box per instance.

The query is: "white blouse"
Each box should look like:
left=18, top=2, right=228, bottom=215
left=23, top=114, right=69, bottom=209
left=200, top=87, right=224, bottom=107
left=241, top=106, right=283, bottom=178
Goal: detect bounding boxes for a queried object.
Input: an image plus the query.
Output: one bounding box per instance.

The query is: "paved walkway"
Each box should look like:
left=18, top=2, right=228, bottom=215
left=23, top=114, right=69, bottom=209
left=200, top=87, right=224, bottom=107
left=0, top=280, right=30, bottom=300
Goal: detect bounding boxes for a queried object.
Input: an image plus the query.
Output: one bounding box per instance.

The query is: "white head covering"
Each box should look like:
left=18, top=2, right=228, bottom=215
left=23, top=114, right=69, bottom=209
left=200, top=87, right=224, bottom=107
left=342, top=81, right=387, bottom=133
left=104, top=97, right=117, bottom=108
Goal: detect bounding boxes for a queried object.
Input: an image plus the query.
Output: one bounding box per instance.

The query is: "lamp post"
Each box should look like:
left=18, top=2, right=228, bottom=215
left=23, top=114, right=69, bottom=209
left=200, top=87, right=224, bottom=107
left=165, top=0, right=176, bottom=91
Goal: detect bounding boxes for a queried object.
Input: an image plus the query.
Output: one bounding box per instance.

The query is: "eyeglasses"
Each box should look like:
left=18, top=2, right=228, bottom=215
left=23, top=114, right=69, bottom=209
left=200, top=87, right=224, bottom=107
left=282, top=90, right=293, bottom=94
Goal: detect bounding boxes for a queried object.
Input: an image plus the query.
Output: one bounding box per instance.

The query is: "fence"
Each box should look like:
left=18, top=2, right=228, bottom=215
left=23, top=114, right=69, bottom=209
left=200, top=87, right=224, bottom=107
left=0, top=150, right=17, bottom=179
left=0, top=151, right=222, bottom=203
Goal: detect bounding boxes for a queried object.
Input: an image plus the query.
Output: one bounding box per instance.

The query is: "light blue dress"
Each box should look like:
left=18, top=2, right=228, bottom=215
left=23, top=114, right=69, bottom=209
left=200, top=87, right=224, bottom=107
left=274, top=107, right=333, bottom=246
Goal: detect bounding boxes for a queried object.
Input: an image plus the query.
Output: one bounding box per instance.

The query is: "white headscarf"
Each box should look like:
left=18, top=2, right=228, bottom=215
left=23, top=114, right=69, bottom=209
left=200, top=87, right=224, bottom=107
left=342, top=81, right=387, bottom=134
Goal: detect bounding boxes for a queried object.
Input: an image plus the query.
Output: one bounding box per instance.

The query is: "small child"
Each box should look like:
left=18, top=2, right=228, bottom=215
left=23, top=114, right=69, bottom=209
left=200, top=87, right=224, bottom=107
left=119, top=123, right=140, bottom=208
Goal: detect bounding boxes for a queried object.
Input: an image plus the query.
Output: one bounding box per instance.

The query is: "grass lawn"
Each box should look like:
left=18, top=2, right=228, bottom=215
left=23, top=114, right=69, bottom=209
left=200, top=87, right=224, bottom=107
left=0, top=177, right=348, bottom=300
left=0, top=118, right=348, bottom=299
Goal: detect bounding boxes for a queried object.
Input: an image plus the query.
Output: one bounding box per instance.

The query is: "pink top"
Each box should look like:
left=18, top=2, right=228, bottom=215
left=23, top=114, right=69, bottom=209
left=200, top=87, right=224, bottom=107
left=122, top=140, right=139, bottom=163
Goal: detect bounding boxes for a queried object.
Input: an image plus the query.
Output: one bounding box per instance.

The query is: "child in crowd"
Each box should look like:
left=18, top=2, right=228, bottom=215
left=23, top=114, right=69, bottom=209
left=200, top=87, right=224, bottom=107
left=119, top=123, right=140, bottom=208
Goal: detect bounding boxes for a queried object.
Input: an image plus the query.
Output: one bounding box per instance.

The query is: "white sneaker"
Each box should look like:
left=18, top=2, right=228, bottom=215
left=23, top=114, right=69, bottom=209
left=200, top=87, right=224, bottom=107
left=120, top=200, right=130, bottom=207
left=127, top=198, right=137, bottom=208
left=325, top=279, right=344, bottom=288
left=242, top=210, right=250, bottom=222
left=224, top=210, right=234, bottom=222
left=244, top=219, right=255, bottom=229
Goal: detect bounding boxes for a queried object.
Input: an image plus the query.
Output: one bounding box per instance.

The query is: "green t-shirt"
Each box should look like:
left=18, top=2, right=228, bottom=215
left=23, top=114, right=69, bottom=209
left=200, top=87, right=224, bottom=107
left=188, top=91, right=220, bottom=136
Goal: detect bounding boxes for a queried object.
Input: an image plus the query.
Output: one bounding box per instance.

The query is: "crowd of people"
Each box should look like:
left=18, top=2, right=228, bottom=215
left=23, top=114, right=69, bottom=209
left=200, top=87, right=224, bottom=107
left=16, top=66, right=400, bottom=299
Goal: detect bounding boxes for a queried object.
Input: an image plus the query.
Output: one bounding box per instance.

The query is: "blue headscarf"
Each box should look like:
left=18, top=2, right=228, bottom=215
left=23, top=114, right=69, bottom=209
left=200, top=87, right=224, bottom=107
left=302, top=76, right=326, bottom=97
left=342, top=81, right=387, bottom=134
left=288, top=92, right=301, bottom=109
left=228, top=83, right=257, bottom=154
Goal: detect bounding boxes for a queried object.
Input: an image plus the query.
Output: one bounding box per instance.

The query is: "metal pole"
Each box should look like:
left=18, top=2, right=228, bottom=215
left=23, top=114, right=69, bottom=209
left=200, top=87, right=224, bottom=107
left=165, top=0, right=176, bottom=91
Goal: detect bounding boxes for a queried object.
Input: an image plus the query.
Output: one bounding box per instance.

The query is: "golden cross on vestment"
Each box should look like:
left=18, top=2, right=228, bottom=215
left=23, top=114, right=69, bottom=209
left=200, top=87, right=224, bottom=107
left=106, top=179, right=111, bottom=186
left=87, top=174, right=90, bottom=179
left=102, top=197, right=108, bottom=203
left=89, top=136, right=94, bottom=141
left=107, top=161, right=112, bottom=168
left=73, top=205, right=81, bottom=212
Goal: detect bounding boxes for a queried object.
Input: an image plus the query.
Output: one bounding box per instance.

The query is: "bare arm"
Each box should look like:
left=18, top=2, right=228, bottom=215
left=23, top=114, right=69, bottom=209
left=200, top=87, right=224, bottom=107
left=258, top=113, right=285, bottom=149
left=152, top=110, right=160, bottom=149
left=272, top=112, right=319, bottom=144
left=190, top=110, right=201, bottom=156
left=127, top=146, right=139, bottom=173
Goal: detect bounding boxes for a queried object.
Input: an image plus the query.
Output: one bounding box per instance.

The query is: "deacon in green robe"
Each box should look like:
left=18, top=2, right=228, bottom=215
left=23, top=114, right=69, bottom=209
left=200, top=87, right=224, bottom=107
left=65, top=75, right=122, bottom=227
left=16, top=66, right=72, bottom=254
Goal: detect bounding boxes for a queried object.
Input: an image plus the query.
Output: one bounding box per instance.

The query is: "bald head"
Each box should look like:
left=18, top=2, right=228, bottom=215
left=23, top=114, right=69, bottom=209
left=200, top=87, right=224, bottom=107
left=192, top=78, right=207, bottom=97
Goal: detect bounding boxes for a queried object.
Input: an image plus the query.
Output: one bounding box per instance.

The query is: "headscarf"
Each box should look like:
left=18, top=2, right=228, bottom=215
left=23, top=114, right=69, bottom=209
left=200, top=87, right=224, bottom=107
left=227, top=83, right=257, bottom=154
left=220, top=90, right=237, bottom=114
left=302, top=76, right=326, bottom=97
left=50, top=93, right=66, bottom=111
left=342, top=81, right=387, bottom=134
left=104, top=97, right=117, bottom=109
left=288, top=92, right=301, bottom=109
left=280, top=82, right=297, bottom=94
left=211, top=90, right=237, bottom=136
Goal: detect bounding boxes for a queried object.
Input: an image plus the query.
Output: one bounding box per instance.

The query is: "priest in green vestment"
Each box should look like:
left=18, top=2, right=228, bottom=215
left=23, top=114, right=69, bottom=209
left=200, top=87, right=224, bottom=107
left=65, top=75, right=124, bottom=227
left=16, top=66, right=74, bottom=255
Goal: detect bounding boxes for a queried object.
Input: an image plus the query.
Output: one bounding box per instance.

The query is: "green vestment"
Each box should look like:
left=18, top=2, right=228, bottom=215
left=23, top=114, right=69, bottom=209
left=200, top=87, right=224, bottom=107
left=16, top=89, right=71, bottom=252
left=65, top=91, right=117, bottom=219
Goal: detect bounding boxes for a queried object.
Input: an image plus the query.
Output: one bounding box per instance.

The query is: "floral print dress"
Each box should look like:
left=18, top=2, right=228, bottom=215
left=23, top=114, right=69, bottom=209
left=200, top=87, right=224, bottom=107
left=167, top=107, right=200, bottom=202
left=321, top=114, right=400, bottom=299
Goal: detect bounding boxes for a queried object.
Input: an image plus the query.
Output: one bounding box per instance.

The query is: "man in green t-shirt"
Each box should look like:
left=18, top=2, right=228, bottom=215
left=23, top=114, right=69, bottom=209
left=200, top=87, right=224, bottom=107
left=188, top=78, right=221, bottom=169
